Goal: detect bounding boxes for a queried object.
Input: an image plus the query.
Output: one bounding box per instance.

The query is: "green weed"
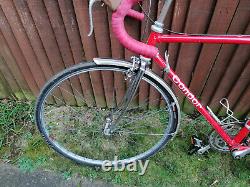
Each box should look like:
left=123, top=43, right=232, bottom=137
left=0, top=99, right=35, bottom=160
left=17, top=155, right=48, bottom=172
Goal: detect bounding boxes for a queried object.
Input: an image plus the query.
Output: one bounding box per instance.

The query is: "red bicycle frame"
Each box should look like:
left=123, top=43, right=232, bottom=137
left=108, top=0, right=250, bottom=152
left=148, top=32, right=250, bottom=148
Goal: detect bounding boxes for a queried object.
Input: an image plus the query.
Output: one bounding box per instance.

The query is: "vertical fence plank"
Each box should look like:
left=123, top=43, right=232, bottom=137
left=27, top=0, right=78, bottom=105
left=93, top=2, right=114, bottom=108
left=58, top=0, right=95, bottom=106
left=200, top=0, right=250, bottom=107
left=13, top=0, right=60, bottom=102
left=0, top=32, right=31, bottom=99
left=1, top=0, right=46, bottom=89
left=208, top=43, right=250, bottom=113
left=44, top=0, right=86, bottom=106
left=13, top=0, right=61, bottom=101
left=0, top=8, right=39, bottom=96
left=26, top=0, right=66, bottom=74
left=43, top=0, right=75, bottom=69
left=224, top=60, right=250, bottom=114
left=233, top=86, right=250, bottom=118
left=73, top=0, right=106, bottom=107
left=107, top=8, right=126, bottom=105
left=167, top=0, right=190, bottom=72
left=13, top=0, right=54, bottom=82
left=159, top=0, right=189, bottom=107
left=172, top=0, right=215, bottom=108
left=0, top=70, right=10, bottom=98
left=183, top=0, right=239, bottom=113
left=0, top=56, right=23, bottom=99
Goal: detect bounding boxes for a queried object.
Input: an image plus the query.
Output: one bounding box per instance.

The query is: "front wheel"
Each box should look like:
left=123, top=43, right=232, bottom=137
left=35, top=61, right=179, bottom=166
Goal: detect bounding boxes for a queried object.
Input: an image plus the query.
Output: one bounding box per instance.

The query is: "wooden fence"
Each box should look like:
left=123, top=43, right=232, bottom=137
left=0, top=0, right=249, bottom=117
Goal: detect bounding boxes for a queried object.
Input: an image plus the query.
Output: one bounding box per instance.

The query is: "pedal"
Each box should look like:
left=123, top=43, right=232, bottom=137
left=188, top=135, right=210, bottom=155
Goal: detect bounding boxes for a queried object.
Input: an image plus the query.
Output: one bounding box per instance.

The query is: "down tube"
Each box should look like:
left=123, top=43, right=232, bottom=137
left=169, top=70, right=236, bottom=146
left=153, top=55, right=235, bottom=147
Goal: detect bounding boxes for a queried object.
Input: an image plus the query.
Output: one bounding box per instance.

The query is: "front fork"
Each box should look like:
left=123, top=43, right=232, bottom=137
left=103, top=56, right=150, bottom=135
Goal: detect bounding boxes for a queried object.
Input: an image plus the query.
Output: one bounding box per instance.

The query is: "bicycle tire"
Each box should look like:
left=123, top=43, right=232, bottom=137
left=35, top=61, right=179, bottom=166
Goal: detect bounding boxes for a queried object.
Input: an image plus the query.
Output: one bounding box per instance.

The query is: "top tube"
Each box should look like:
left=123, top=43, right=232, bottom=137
left=110, top=0, right=250, bottom=59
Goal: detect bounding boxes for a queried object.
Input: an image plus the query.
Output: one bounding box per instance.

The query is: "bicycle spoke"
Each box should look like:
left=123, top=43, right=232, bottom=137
left=117, top=108, right=166, bottom=130
left=117, top=131, right=165, bottom=136
left=66, top=80, right=88, bottom=104
left=36, top=65, right=176, bottom=165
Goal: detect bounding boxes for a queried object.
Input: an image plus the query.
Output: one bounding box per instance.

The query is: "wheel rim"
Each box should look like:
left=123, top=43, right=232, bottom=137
left=37, top=65, right=174, bottom=166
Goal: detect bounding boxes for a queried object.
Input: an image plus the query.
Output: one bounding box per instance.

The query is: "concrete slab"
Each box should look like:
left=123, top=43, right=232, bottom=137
left=0, top=163, right=117, bottom=187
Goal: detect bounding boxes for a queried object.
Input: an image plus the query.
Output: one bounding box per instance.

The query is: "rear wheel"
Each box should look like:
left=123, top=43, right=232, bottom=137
left=35, top=62, right=178, bottom=166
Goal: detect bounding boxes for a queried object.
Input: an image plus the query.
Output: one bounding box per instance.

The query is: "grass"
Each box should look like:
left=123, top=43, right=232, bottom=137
left=0, top=99, right=249, bottom=186
left=0, top=99, right=35, bottom=160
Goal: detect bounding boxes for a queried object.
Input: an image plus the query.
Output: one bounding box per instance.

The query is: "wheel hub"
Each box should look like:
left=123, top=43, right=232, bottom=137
left=103, top=117, right=115, bottom=136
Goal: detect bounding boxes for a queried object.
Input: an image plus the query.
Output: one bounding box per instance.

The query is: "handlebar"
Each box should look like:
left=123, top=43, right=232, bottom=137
left=88, top=0, right=144, bottom=35
left=89, top=0, right=159, bottom=58
left=111, top=0, right=159, bottom=58
left=127, top=9, right=145, bottom=21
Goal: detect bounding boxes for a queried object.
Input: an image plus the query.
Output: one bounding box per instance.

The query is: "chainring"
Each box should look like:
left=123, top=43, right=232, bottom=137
left=209, top=124, right=242, bottom=152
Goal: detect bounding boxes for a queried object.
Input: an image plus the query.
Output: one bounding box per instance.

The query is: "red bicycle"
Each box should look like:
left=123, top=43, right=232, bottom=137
left=35, top=0, right=250, bottom=166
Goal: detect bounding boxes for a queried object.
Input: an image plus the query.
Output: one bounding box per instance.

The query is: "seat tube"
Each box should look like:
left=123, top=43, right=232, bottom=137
left=151, top=0, right=173, bottom=33
left=233, top=120, right=250, bottom=144
left=157, top=0, right=174, bottom=24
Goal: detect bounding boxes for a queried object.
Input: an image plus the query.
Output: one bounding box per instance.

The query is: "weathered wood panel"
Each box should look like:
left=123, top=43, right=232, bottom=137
left=172, top=0, right=215, bottom=107
left=0, top=6, right=39, bottom=95
left=0, top=0, right=249, bottom=117
left=1, top=0, right=47, bottom=89
left=0, top=32, right=31, bottom=99
left=184, top=0, right=239, bottom=112
left=0, top=69, right=10, bottom=98
left=73, top=0, right=106, bottom=107
left=200, top=0, right=250, bottom=110
left=58, top=0, right=95, bottom=106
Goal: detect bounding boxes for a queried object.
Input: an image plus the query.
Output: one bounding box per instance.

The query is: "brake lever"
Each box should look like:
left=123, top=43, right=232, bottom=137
left=88, top=0, right=102, bottom=36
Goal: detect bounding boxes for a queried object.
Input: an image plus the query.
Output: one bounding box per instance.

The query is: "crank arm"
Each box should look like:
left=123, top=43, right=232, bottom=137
left=197, top=145, right=211, bottom=155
